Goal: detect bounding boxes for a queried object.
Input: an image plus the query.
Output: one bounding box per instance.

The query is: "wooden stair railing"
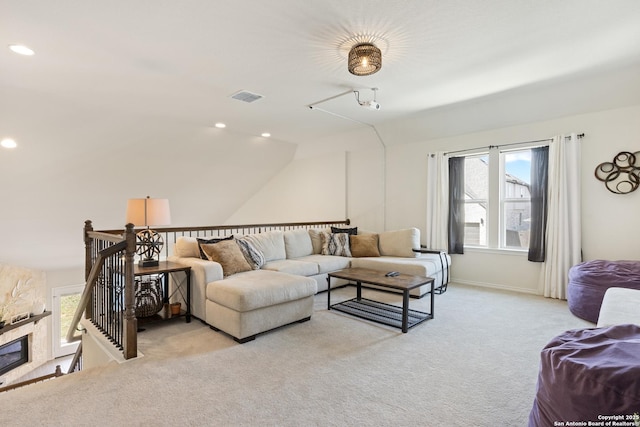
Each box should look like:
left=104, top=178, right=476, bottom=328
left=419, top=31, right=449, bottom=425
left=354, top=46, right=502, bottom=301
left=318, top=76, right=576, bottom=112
left=98, top=219, right=352, bottom=262
left=0, top=365, right=63, bottom=393
left=0, top=342, right=82, bottom=393
left=72, top=219, right=349, bottom=361
left=66, top=237, right=126, bottom=343
left=68, top=341, right=83, bottom=374
left=67, top=222, right=137, bottom=360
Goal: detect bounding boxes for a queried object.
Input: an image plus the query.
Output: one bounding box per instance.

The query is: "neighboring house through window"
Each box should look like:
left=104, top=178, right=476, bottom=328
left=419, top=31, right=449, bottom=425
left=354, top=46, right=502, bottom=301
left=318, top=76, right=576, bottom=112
left=502, top=150, right=532, bottom=249
left=463, top=154, right=488, bottom=247
left=453, top=146, right=539, bottom=251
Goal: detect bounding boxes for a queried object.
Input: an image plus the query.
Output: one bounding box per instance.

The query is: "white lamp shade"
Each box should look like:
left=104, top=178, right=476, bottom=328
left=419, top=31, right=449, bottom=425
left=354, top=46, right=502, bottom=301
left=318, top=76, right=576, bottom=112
left=126, top=198, right=171, bottom=227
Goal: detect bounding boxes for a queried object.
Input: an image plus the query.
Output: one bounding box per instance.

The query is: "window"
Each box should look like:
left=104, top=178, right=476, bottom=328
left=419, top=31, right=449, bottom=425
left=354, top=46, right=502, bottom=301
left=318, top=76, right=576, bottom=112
left=455, top=146, right=539, bottom=251
left=52, top=284, right=84, bottom=358
left=463, top=154, right=488, bottom=246
left=501, top=150, right=532, bottom=249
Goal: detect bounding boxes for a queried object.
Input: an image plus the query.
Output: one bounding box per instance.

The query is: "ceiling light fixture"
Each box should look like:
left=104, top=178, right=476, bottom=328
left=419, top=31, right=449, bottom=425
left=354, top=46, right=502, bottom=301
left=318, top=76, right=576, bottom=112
left=261, top=133, right=271, bottom=138
left=348, top=43, right=381, bottom=76
left=9, top=44, right=34, bottom=56
left=354, top=88, right=381, bottom=110
left=215, top=123, right=226, bottom=128
left=1, top=138, right=17, bottom=149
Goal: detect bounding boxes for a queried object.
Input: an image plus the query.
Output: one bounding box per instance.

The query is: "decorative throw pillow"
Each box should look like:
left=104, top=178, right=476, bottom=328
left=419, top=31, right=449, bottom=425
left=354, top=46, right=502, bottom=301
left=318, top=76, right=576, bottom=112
left=350, top=234, right=381, bottom=258
left=197, top=235, right=234, bottom=260
left=236, top=237, right=265, bottom=270
left=331, top=226, right=358, bottom=236
left=378, top=228, right=420, bottom=258
left=320, top=231, right=352, bottom=257
left=174, top=237, right=200, bottom=258
left=200, top=240, right=252, bottom=276
left=308, top=228, right=328, bottom=254
left=242, top=231, right=286, bottom=262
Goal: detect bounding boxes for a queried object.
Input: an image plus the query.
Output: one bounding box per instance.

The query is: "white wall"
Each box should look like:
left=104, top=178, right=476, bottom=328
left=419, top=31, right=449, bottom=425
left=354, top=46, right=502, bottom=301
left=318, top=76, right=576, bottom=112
left=380, top=104, right=640, bottom=293
left=236, top=103, right=640, bottom=294
left=28, top=104, right=640, bottom=301
left=227, top=152, right=348, bottom=225
left=227, top=147, right=390, bottom=235
left=346, top=148, right=385, bottom=231
left=0, top=119, right=298, bottom=272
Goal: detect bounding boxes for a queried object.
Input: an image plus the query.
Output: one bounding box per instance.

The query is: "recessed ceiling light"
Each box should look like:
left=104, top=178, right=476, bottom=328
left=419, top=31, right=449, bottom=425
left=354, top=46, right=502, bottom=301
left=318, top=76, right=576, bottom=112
left=1, top=138, right=18, bottom=149
left=261, top=133, right=271, bottom=138
left=214, top=123, right=226, bottom=129
left=9, top=44, right=34, bottom=56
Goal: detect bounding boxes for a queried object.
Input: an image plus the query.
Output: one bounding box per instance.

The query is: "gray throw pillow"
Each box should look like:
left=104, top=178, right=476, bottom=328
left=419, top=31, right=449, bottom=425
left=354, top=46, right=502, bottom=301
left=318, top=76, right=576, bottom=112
left=320, top=231, right=352, bottom=257
left=236, top=237, right=266, bottom=270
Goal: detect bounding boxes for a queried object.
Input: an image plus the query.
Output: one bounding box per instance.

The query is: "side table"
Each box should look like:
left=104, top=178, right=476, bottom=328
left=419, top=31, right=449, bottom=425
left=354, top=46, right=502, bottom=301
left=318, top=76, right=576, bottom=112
left=134, top=261, right=191, bottom=323
left=412, top=247, right=449, bottom=294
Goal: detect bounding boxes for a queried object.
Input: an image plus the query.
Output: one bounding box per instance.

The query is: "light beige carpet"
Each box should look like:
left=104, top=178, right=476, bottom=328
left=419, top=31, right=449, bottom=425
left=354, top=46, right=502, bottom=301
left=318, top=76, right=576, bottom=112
left=0, top=284, right=591, bottom=426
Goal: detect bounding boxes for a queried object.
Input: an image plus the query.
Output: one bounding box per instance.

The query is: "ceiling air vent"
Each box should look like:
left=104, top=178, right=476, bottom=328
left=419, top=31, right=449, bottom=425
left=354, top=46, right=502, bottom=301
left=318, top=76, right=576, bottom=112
left=230, top=90, right=264, bottom=103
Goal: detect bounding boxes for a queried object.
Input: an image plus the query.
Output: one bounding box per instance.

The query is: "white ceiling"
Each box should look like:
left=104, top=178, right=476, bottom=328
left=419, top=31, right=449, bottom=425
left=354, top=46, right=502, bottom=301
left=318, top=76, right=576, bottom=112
left=3, top=0, right=640, bottom=146
left=2, top=0, right=640, bottom=271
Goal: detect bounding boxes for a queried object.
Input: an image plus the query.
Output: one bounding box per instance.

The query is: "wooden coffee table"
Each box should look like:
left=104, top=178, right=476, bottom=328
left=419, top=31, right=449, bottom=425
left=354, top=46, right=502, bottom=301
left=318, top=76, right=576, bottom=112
left=327, top=267, right=435, bottom=333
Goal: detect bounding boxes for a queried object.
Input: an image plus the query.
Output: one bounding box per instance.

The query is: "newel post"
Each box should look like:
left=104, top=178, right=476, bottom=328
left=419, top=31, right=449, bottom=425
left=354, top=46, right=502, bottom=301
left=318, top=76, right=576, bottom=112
left=123, top=223, right=138, bottom=359
left=84, top=220, right=93, bottom=281
left=83, top=220, right=94, bottom=319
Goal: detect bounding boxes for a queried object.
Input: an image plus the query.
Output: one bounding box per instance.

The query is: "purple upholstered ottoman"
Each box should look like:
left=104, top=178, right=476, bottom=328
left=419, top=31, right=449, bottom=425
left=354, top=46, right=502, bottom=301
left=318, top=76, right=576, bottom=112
left=529, top=324, right=640, bottom=427
left=567, top=260, right=640, bottom=323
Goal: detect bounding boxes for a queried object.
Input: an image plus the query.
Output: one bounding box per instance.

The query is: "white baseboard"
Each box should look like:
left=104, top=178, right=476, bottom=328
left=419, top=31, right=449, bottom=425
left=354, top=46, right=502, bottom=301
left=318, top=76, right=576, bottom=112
left=451, top=277, right=540, bottom=296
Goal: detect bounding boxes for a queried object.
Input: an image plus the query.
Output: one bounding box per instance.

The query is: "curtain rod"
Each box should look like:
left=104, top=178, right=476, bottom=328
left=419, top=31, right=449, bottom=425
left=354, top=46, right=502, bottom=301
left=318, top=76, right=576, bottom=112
left=443, top=133, right=584, bottom=157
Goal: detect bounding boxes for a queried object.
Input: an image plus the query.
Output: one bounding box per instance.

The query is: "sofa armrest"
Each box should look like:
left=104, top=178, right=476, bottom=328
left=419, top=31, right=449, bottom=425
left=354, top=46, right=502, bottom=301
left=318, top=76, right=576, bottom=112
left=167, top=256, right=224, bottom=320
left=168, top=256, right=224, bottom=283
left=412, top=248, right=451, bottom=291
left=413, top=247, right=446, bottom=255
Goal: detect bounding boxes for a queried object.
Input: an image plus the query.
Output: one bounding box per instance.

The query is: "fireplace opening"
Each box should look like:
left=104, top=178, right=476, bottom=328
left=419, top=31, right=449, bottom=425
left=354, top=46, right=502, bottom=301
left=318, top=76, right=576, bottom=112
left=0, top=335, right=29, bottom=376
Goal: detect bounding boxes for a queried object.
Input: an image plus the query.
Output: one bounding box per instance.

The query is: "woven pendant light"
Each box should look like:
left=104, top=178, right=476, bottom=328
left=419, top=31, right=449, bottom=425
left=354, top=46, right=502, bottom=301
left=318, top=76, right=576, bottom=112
left=348, top=43, right=382, bottom=76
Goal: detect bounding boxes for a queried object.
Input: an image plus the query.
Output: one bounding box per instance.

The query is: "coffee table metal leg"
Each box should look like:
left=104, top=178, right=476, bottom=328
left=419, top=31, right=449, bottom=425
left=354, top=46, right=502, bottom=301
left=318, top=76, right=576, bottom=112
left=185, top=270, right=191, bottom=323
left=327, top=276, right=331, bottom=310
left=356, top=280, right=362, bottom=300
left=430, top=279, right=435, bottom=319
left=402, top=290, right=409, bottom=333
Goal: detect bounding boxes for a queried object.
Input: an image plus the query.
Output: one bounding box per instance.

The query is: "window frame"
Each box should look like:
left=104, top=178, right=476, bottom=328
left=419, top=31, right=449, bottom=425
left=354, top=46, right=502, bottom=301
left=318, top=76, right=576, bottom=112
left=462, top=152, right=490, bottom=248
left=457, top=143, right=546, bottom=252
left=499, top=148, right=533, bottom=251
left=51, top=283, right=84, bottom=358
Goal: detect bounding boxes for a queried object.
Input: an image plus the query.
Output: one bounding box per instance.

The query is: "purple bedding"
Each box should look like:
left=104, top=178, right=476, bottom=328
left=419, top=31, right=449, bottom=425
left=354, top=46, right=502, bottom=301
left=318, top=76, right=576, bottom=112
left=529, top=324, right=640, bottom=426
left=567, top=260, right=640, bottom=323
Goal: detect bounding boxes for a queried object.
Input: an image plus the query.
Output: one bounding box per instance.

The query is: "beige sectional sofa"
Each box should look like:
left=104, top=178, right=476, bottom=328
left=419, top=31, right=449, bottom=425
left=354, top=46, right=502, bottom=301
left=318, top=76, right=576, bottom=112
left=168, top=227, right=451, bottom=342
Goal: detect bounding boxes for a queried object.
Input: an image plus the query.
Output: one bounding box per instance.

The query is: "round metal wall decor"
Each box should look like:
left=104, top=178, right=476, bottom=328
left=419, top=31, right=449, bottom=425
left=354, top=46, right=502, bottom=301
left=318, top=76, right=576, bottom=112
left=594, top=151, right=640, bottom=194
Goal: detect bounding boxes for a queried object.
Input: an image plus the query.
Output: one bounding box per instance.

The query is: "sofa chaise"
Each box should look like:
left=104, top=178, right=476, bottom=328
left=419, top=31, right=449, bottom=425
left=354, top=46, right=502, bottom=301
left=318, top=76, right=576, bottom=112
left=168, top=226, right=451, bottom=342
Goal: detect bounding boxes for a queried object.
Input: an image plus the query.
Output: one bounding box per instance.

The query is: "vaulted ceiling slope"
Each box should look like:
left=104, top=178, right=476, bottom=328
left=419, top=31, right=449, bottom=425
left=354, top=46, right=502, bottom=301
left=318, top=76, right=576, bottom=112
left=1, top=1, right=640, bottom=270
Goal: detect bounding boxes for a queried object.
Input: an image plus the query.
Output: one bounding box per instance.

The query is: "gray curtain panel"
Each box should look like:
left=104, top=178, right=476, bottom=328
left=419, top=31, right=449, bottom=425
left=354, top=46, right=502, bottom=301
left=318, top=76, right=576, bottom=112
left=448, top=156, right=465, bottom=254
left=528, top=146, right=549, bottom=262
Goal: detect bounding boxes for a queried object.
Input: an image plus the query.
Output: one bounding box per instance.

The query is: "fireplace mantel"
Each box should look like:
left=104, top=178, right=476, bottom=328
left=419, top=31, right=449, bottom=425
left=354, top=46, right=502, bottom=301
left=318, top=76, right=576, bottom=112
left=0, top=311, right=51, bottom=336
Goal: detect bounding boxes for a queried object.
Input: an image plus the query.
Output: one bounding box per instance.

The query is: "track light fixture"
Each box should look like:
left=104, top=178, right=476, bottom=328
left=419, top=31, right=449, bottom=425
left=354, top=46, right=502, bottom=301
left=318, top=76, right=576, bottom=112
left=354, top=88, right=380, bottom=110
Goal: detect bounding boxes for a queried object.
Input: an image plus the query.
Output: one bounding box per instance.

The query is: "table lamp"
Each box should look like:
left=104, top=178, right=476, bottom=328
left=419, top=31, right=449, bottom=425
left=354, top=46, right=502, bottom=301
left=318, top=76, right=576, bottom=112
left=126, top=196, right=171, bottom=267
